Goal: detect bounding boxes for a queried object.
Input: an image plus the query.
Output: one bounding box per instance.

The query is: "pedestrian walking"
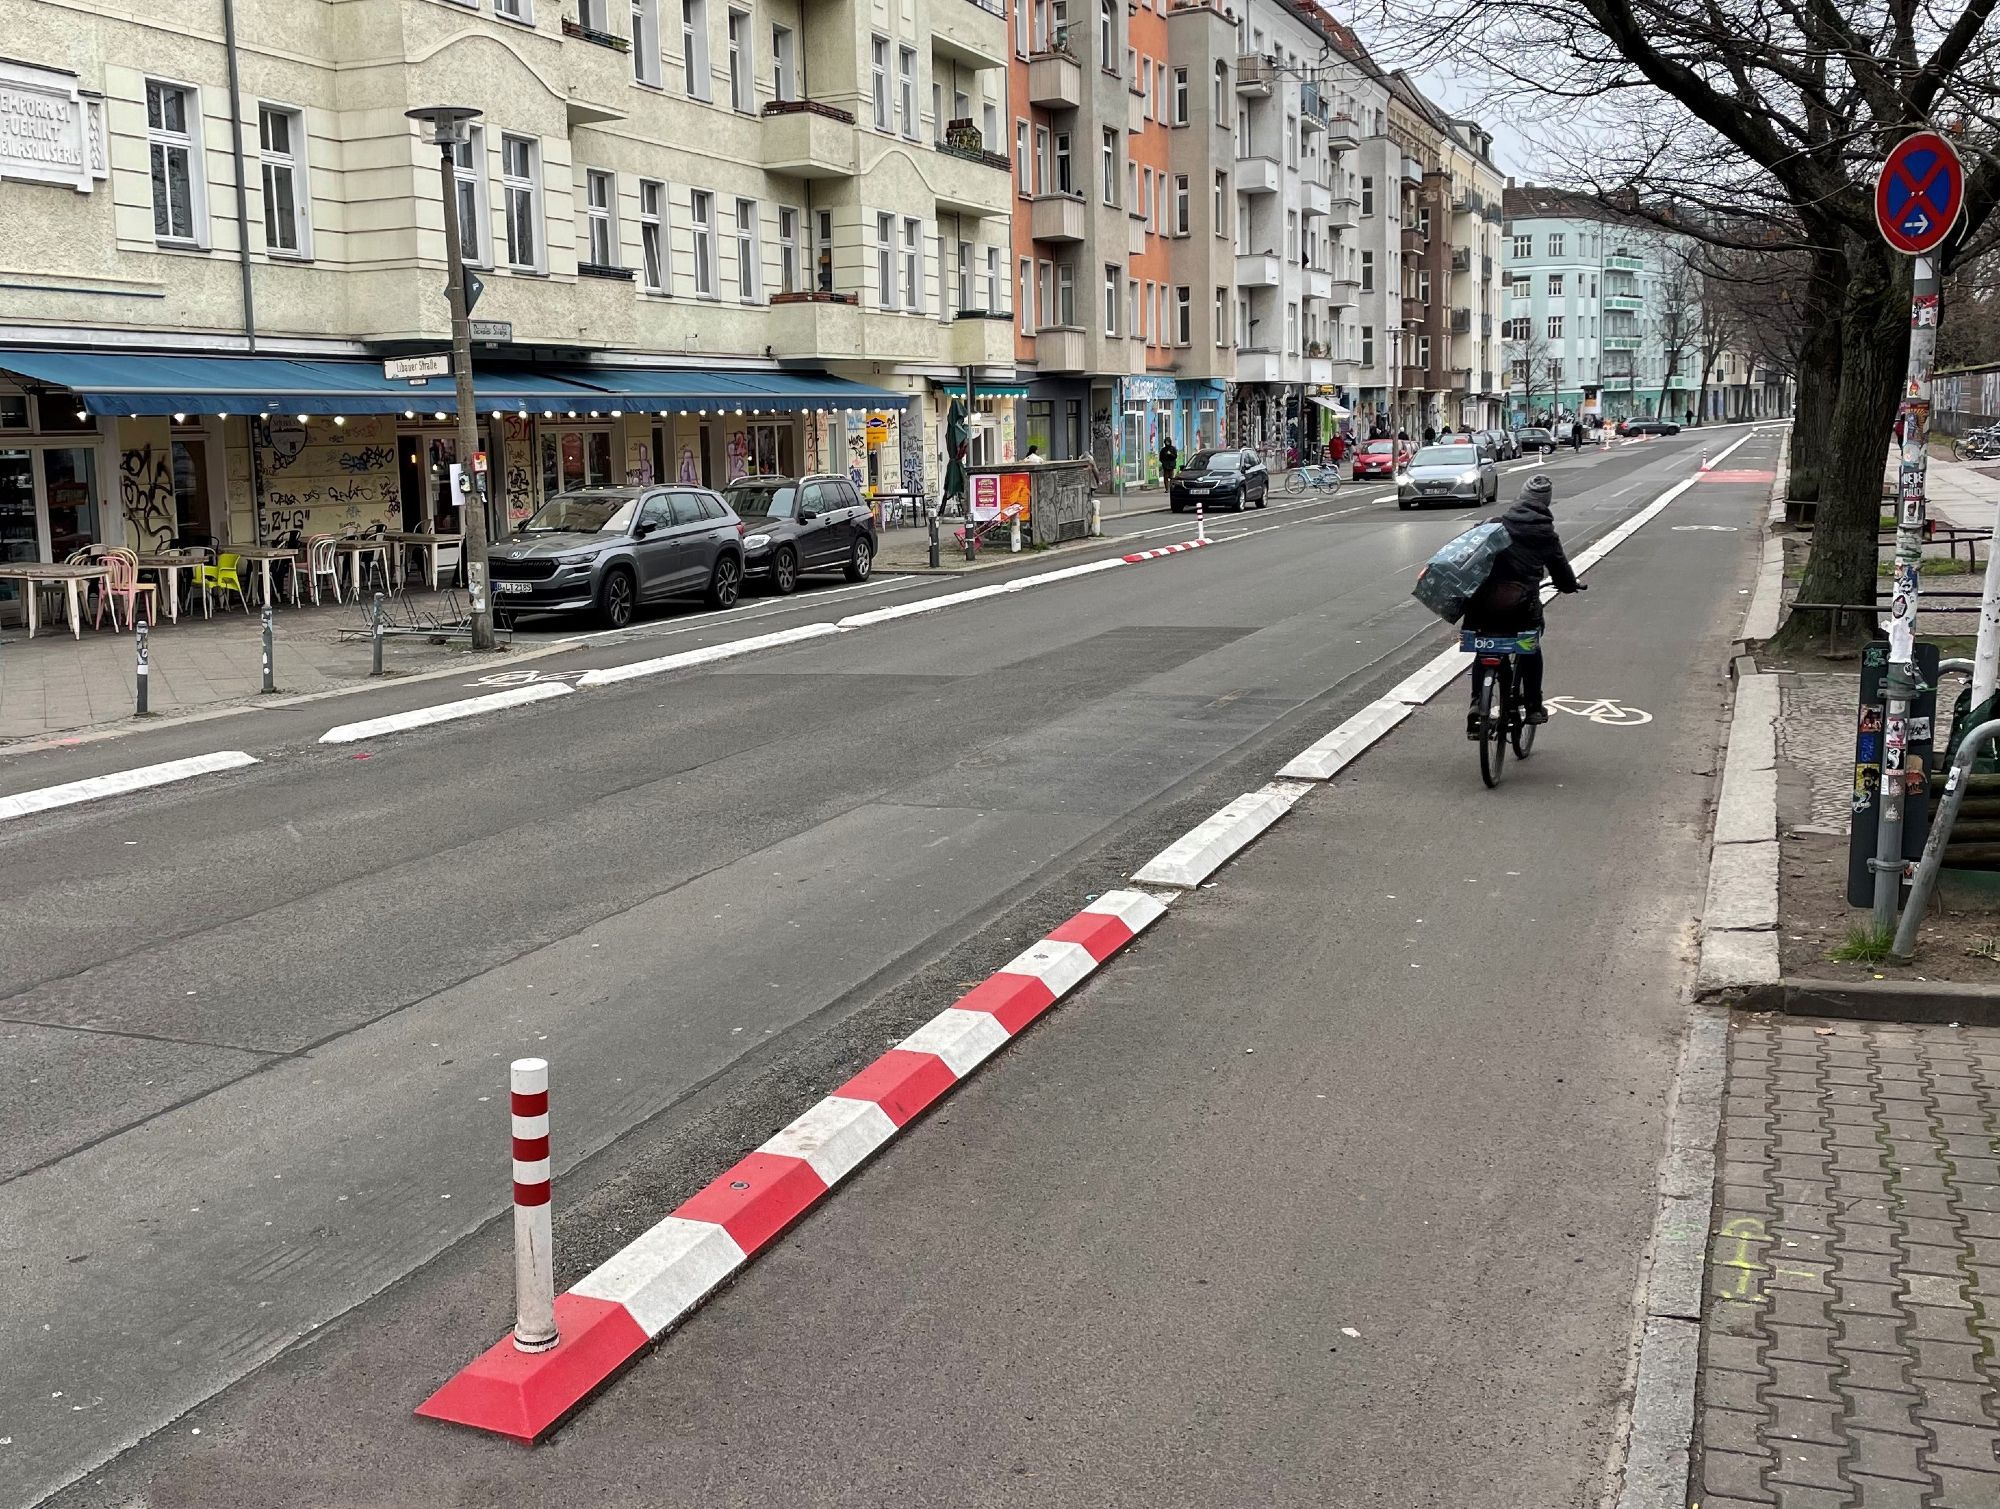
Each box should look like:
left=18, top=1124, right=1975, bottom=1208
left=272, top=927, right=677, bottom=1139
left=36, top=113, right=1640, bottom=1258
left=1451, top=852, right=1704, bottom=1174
left=1159, top=435, right=1178, bottom=488
left=1569, top=419, right=1584, bottom=452
left=1423, top=425, right=1437, bottom=446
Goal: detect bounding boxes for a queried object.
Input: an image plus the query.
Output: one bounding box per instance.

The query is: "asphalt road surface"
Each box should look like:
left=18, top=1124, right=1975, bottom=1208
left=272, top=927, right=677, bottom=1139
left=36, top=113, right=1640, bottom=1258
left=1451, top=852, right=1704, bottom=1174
left=0, top=427, right=1779, bottom=1507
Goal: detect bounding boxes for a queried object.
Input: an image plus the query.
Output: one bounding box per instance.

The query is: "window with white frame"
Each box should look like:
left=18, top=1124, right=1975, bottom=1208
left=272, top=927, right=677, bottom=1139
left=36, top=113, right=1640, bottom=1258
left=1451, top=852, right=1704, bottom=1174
left=901, top=216, right=921, bottom=309
left=772, top=24, right=796, bottom=100
left=1548, top=232, right=1565, bottom=256
left=146, top=79, right=205, bottom=246
left=1128, top=278, right=1140, bottom=341
left=1511, top=233, right=1531, bottom=259
left=501, top=134, right=541, bottom=270
left=690, top=188, right=715, bottom=294
left=1360, top=175, right=1373, bottom=216
left=1056, top=261, right=1074, bottom=325
left=957, top=238, right=973, bottom=311
left=1172, top=67, right=1188, bottom=124
left=728, top=8, right=753, bottom=111
left=1101, top=128, right=1117, bottom=205
left=1103, top=263, right=1118, bottom=335
left=1360, top=324, right=1373, bottom=364
left=1173, top=173, right=1189, bottom=235
left=1016, top=120, right=1030, bottom=190
left=734, top=197, right=758, bottom=298
left=257, top=104, right=309, bottom=257
left=495, top=0, right=529, bottom=18
left=1175, top=285, right=1189, bottom=344
left=1547, top=272, right=1563, bottom=297
left=897, top=46, right=917, bottom=137
left=450, top=127, right=488, bottom=266
left=1214, top=286, right=1227, bottom=345
left=1213, top=59, right=1227, bottom=116
left=639, top=179, right=666, bottom=290
left=1126, top=157, right=1136, bottom=214
left=1511, top=275, right=1529, bottom=298
left=1415, top=333, right=1430, bottom=367
left=1546, top=314, right=1563, bottom=339
left=1019, top=258, right=1032, bottom=333
left=871, top=37, right=890, bottom=130
left=632, top=0, right=661, bottom=85
left=1360, top=249, right=1373, bottom=292
left=986, top=244, right=1000, bottom=309
left=682, top=0, right=711, bottom=99
left=1054, top=130, right=1071, bottom=193
left=578, top=0, right=608, bottom=28
left=778, top=206, right=800, bottom=292
left=1213, top=170, right=1226, bottom=229
left=1099, top=0, right=1115, bottom=64
left=585, top=169, right=617, bottom=266
left=876, top=212, right=896, bottom=306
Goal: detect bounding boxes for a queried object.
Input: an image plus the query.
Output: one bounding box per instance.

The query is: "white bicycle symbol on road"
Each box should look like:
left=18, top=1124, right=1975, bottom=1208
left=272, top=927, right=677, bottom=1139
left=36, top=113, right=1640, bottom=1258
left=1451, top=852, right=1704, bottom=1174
left=470, top=668, right=588, bottom=688
left=1545, top=696, right=1653, bottom=726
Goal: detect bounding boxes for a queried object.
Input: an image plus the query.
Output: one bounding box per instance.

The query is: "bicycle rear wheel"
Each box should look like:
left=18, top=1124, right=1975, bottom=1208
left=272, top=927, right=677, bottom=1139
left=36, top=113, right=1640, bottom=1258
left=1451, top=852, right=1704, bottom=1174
left=1512, top=710, right=1536, bottom=759
left=1478, top=665, right=1508, bottom=788
left=1285, top=470, right=1305, bottom=494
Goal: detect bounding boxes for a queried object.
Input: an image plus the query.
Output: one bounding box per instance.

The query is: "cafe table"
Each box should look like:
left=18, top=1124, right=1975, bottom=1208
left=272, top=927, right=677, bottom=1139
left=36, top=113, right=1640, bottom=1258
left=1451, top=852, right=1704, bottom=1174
left=333, top=537, right=392, bottom=600
left=379, top=531, right=463, bottom=591
left=0, top=561, right=113, bottom=639
left=133, top=548, right=211, bottom=623
left=224, top=545, right=303, bottom=608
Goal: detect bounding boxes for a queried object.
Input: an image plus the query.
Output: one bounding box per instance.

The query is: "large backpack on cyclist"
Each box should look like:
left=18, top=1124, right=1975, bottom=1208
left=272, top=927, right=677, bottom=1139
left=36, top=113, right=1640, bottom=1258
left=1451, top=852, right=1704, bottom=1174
left=1411, top=520, right=1509, bottom=624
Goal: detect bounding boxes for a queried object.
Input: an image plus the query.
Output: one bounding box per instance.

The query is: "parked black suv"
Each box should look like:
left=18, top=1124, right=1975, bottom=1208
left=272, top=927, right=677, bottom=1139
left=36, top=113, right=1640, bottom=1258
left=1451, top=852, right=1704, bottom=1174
left=722, top=474, right=877, bottom=594
left=488, top=486, right=746, bottom=628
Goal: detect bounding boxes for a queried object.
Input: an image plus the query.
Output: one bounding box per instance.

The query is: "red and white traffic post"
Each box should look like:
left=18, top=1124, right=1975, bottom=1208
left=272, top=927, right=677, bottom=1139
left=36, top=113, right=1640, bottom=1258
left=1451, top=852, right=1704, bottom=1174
left=509, top=1057, right=558, bottom=1353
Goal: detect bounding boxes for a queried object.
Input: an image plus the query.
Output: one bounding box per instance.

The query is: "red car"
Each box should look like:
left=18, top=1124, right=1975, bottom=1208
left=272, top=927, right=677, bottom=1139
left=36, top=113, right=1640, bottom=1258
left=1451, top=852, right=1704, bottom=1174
left=1351, top=439, right=1413, bottom=479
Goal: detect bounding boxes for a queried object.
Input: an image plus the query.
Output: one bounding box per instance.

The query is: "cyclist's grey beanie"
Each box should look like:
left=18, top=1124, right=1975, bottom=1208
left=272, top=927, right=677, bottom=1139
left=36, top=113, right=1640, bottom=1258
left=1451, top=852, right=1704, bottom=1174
left=1518, top=474, right=1554, bottom=510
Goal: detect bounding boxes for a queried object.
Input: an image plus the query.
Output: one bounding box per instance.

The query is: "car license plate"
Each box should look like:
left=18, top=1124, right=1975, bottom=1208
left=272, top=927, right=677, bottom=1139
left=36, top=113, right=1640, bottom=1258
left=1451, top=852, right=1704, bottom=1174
left=493, top=579, right=532, bottom=594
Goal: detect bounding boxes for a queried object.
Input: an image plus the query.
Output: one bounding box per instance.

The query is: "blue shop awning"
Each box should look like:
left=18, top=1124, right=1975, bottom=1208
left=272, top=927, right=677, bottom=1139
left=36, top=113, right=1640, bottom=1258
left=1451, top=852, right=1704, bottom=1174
left=560, top=366, right=909, bottom=413
left=0, top=350, right=606, bottom=416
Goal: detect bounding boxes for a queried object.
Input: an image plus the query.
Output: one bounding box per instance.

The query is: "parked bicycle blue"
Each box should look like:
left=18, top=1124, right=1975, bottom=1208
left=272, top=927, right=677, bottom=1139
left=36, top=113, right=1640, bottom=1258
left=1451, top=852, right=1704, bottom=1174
left=1283, top=462, right=1344, bottom=495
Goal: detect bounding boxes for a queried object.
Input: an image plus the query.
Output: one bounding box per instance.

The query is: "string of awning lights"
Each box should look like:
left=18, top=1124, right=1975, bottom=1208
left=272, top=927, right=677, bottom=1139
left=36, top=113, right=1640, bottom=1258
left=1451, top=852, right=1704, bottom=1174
left=134, top=406, right=886, bottom=425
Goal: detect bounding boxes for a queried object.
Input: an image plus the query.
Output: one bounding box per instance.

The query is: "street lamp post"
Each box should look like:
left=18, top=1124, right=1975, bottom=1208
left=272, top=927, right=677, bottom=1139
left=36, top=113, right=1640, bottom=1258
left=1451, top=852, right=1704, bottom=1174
left=407, top=104, right=496, bottom=651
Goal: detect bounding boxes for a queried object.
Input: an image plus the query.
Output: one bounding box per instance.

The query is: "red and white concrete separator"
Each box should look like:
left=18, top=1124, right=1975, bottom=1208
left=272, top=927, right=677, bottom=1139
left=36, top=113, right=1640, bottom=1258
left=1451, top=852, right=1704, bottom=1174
left=416, top=887, right=1170, bottom=1442
left=1121, top=538, right=1214, bottom=564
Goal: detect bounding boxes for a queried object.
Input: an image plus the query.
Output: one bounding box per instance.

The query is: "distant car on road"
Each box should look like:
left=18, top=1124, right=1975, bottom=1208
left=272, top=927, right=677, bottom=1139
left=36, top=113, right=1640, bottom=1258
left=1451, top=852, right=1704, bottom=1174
left=1170, top=448, right=1270, bottom=512
left=1488, top=429, right=1522, bottom=460
left=1351, top=438, right=1413, bottom=480
left=1618, top=417, right=1682, bottom=436
left=1398, top=444, right=1499, bottom=509
left=488, top=486, right=746, bottom=628
left=722, top=474, right=877, bottom=594
left=1515, top=427, right=1557, bottom=455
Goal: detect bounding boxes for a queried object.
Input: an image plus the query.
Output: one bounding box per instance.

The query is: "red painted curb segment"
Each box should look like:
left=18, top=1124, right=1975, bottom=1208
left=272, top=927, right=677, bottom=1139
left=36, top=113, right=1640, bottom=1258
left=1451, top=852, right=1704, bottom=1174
left=1121, top=538, right=1213, bottom=564
left=416, top=887, right=1170, bottom=1441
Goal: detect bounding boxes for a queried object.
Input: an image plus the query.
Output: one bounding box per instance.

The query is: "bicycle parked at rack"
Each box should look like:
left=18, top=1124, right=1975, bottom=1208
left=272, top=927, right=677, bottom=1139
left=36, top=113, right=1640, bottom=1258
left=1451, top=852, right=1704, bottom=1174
left=1951, top=427, right=2000, bottom=462
left=1284, top=463, right=1344, bottom=495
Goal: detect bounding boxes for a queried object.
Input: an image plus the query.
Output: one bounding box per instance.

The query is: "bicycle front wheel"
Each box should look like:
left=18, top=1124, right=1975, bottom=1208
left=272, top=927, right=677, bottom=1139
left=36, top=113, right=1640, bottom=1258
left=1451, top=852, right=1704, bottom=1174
left=1512, top=709, right=1536, bottom=759
left=1954, top=437, right=1970, bottom=462
left=1479, top=669, right=1508, bottom=788
left=1285, top=470, right=1306, bottom=494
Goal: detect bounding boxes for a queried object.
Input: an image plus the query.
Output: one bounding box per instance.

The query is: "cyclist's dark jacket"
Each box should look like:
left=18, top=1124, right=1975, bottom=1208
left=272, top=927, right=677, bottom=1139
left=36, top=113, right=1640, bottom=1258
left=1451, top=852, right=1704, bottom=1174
left=1463, top=479, right=1578, bottom=633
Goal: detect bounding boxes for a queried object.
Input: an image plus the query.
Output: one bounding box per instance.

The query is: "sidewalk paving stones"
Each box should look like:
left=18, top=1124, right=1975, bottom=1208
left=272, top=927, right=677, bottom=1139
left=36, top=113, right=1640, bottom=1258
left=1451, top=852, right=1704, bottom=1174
left=1692, top=1015, right=2000, bottom=1505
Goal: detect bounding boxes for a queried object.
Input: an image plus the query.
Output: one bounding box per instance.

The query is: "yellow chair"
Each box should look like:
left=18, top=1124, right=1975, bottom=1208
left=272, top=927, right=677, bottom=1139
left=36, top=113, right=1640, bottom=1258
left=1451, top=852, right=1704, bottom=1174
left=193, top=551, right=249, bottom=612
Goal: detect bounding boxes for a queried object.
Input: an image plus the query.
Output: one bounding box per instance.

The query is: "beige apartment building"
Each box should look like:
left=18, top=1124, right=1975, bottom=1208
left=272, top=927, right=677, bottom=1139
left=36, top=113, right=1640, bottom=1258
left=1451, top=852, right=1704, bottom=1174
left=0, top=0, right=1018, bottom=606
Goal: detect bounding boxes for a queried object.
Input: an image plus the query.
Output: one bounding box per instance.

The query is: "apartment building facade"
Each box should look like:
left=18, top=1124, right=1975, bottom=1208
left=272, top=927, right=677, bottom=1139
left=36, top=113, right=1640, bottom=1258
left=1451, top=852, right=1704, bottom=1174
left=0, top=0, right=1018, bottom=599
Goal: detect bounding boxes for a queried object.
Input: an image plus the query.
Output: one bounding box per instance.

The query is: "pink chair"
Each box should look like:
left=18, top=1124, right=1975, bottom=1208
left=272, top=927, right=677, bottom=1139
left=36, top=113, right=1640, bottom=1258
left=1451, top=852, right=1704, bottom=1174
left=94, top=548, right=159, bottom=631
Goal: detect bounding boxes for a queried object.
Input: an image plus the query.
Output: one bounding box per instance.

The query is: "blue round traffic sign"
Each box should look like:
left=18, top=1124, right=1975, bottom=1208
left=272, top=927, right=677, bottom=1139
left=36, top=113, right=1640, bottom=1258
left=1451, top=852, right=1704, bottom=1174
left=1876, top=131, right=1964, bottom=255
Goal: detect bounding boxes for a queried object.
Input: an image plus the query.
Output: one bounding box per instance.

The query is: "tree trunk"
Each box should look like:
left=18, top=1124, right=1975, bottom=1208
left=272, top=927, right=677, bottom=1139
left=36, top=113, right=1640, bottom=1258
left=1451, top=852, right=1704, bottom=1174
left=1787, top=243, right=1845, bottom=503
left=1774, top=236, right=1910, bottom=650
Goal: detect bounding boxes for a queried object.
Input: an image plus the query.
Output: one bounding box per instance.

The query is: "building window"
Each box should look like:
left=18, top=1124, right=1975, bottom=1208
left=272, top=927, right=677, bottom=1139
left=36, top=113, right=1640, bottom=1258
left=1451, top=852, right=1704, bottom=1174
left=1416, top=269, right=1430, bottom=303
left=772, top=24, right=796, bottom=100
left=778, top=205, right=800, bottom=293
left=1511, top=276, right=1529, bottom=298
left=1101, top=128, right=1117, bottom=205
left=1213, top=170, right=1226, bottom=228
left=902, top=216, right=922, bottom=309
left=1054, top=131, right=1072, bottom=194
left=1215, top=286, right=1227, bottom=344
left=728, top=8, right=753, bottom=111
left=633, top=0, right=661, bottom=85
left=146, top=80, right=204, bottom=246
left=1103, top=263, right=1118, bottom=335
left=1547, top=273, right=1563, bottom=297
left=1172, top=174, right=1189, bottom=235
left=1360, top=324, right=1374, bottom=365
left=682, top=0, right=710, bottom=99
left=1019, top=258, right=1032, bottom=333
left=1360, top=249, right=1373, bottom=293
left=1016, top=120, right=1030, bottom=191
left=1099, top=0, right=1115, bottom=65
left=1549, top=232, right=1565, bottom=256
left=690, top=188, right=715, bottom=294
left=1213, top=59, right=1227, bottom=117
left=1511, top=233, right=1531, bottom=259
left=585, top=169, right=617, bottom=266
left=1127, top=277, right=1139, bottom=340
left=1360, top=175, right=1373, bottom=216
left=1546, top=314, right=1563, bottom=340
left=897, top=45, right=917, bottom=137
left=257, top=104, right=309, bottom=258
left=1172, top=66, right=1188, bottom=124
left=495, top=0, right=529, bottom=18
left=986, top=244, right=1001, bottom=310
left=956, top=238, right=973, bottom=311
left=1416, top=334, right=1430, bottom=367
left=732, top=197, right=758, bottom=298
left=876, top=212, right=896, bottom=306
left=871, top=37, right=890, bottom=130
left=449, top=127, right=487, bottom=266
left=501, top=134, right=541, bottom=271
left=1057, top=262, right=1075, bottom=325
left=1175, top=285, right=1190, bottom=344
left=639, top=179, right=666, bottom=290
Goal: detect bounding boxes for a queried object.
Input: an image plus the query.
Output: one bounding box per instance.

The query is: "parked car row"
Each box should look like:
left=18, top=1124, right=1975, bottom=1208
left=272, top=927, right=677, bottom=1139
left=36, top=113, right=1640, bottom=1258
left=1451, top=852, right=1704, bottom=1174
left=486, top=473, right=877, bottom=629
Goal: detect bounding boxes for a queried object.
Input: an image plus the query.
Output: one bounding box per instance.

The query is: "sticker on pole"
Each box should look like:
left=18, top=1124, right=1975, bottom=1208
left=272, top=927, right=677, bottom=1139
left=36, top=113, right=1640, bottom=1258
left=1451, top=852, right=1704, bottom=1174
left=1875, top=131, right=1964, bottom=255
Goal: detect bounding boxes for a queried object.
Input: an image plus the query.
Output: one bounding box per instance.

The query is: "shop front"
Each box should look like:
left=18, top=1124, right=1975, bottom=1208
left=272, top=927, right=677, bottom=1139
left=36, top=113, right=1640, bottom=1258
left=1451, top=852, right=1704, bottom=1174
left=1119, top=375, right=1177, bottom=488
left=1018, top=377, right=1090, bottom=463
left=1173, top=379, right=1226, bottom=455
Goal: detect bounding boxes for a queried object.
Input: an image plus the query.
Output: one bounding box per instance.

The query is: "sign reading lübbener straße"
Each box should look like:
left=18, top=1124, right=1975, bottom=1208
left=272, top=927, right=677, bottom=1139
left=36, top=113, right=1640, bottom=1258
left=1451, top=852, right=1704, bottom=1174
left=0, top=58, right=109, bottom=194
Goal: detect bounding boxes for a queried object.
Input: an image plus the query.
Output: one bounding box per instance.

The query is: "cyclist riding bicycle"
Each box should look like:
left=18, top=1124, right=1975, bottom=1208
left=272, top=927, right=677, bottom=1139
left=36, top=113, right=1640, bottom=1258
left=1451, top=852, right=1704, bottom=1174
left=1464, top=474, right=1582, bottom=739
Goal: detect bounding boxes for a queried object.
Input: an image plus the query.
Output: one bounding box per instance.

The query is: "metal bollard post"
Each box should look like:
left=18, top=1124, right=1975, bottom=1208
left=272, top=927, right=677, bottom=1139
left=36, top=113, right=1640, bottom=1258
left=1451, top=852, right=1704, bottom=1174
left=370, top=592, right=386, bottom=677
left=927, top=511, right=941, bottom=569
left=1010, top=515, right=1022, bottom=554
left=260, top=602, right=275, bottom=694
left=134, top=615, right=150, bottom=716
left=510, top=1057, right=558, bottom=1352
left=1196, top=492, right=1206, bottom=545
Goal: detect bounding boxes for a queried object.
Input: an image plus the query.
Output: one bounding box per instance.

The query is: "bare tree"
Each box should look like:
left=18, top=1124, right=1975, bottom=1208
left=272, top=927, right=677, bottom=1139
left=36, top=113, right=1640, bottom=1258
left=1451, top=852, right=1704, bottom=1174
left=1654, top=251, right=1701, bottom=423
left=1505, top=325, right=1561, bottom=420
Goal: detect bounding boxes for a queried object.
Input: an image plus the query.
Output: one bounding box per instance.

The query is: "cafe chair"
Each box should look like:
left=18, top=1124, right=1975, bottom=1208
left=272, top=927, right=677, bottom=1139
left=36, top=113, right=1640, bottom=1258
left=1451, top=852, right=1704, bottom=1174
left=304, top=536, right=343, bottom=606
left=194, top=551, right=250, bottom=613
left=94, top=549, right=159, bottom=632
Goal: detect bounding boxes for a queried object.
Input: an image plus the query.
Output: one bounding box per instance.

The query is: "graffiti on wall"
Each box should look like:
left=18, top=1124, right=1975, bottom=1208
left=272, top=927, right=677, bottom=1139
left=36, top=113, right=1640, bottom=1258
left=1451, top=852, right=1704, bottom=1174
left=254, top=414, right=399, bottom=536
left=118, top=443, right=176, bottom=548
left=899, top=418, right=924, bottom=494
left=501, top=415, right=536, bottom=523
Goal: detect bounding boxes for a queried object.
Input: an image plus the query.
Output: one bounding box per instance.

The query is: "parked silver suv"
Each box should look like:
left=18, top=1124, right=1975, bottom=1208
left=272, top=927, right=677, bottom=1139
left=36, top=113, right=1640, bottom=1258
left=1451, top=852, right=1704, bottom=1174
left=488, top=486, right=746, bottom=628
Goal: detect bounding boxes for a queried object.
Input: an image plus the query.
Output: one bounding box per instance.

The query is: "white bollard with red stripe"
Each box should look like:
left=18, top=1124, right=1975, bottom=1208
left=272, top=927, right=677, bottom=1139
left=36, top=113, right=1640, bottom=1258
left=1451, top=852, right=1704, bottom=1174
left=510, top=1058, right=558, bottom=1353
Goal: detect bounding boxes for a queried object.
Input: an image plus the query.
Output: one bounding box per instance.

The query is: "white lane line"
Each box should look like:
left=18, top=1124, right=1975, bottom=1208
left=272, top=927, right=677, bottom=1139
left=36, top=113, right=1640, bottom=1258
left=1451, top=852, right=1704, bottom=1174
left=1277, top=430, right=1772, bottom=784
left=0, top=751, right=261, bottom=822
left=526, top=574, right=916, bottom=648
left=319, top=683, right=575, bottom=744
left=575, top=622, right=843, bottom=686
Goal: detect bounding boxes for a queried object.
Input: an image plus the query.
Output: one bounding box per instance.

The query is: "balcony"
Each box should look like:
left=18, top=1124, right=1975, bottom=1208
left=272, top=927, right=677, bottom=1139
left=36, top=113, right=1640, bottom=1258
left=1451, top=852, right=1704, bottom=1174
left=1036, top=326, right=1087, bottom=373
left=932, top=0, right=1009, bottom=70
left=1237, top=53, right=1276, bottom=96
left=760, top=101, right=859, bottom=178
left=1400, top=225, right=1427, bottom=254
left=1236, top=346, right=1282, bottom=382
left=1326, top=195, right=1357, bottom=230
left=1306, top=356, right=1333, bottom=385
left=1604, top=294, right=1644, bottom=312
left=1451, top=247, right=1470, bottom=274
left=1401, top=155, right=1424, bottom=185
left=1300, top=83, right=1327, bottom=131
left=1235, top=251, right=1281, bottom=287
left=1450, top=307, right=1471, bottom=335
left=1451, top=189, right=1484, bottom=218
left=1446, top=366, right=1473, bottom=391
left=768, top=292, right=862, bottom=358
left=1303, top=266, right=1332, bottom=302
left=1235, top=152, right=1280, bottom=195
left=950, top=310, right=1015, bottom=367
left=1029, top=192, right=1086, bottom=242
left=562, top=13, right=629, bottom=50
left=1603, top=334, right=1643, bottom=351
left=1606, top=253, right=1645, bottom=273
left=1325, top=115, right=1360, bottom=152
left=1027, top=50, right=1083, bottom=110
left=932, top=133, right=1011, bottom=218
left=1326, top=276, right=1358, bottom=309
left=1301, top=180, right=1331, bottom=218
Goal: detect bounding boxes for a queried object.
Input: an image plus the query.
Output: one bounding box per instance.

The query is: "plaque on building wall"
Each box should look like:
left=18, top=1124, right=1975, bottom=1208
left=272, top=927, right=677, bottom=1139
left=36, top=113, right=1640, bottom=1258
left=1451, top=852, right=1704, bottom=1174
left=0, top=59, right=108, bottom=194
